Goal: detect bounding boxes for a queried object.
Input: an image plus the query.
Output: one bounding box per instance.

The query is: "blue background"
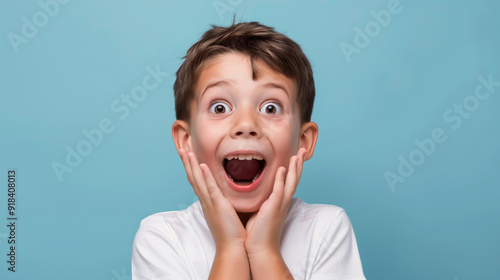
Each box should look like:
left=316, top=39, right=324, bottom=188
left=1, top=0, right=499, bottom=279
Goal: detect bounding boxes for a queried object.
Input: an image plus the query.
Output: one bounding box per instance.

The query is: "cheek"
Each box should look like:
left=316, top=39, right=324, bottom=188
left=268, top=119, right=300, bottom=149
left=191, top=119, right=225, bottom=160
left=268, top=117, right=293, bottom=135
left=266, top=120, right=301, bottom=167
left=276, top=138, right=298, bottom=166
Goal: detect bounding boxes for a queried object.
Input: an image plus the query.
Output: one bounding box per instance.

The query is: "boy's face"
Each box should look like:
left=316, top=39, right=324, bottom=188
left=174, top=52, right=315, bottom=213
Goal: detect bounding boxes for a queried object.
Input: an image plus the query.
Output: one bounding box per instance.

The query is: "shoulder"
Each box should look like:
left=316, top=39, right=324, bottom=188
left=133, top=201, right=207, bottom=246
left=283, top=198, right=356, bottom=242
left=132, top=202, right=210, bottom=279
left=283, top=199, right=366, bottom=279
left=286, top=197, right=349, bottom=226
left=141, top=200, right=204, bottom=225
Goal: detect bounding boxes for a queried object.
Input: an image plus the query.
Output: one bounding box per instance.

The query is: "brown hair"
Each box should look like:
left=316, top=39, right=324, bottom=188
left=173, top=21, right=315, bottom=123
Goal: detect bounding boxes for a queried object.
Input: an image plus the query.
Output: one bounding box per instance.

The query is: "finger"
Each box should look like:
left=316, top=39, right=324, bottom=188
left=270, top=166, right=286, bottom=208
left=179, top=149, right=194, bottom=184
left=283, top=155, right=299, bottom=205
left=295, top=148, right=307, bottom=183
left=187, top=152, right=212, bottom=206
left=179, top=149, right=200, bottom=195
left=199, top=163, right=223, bottom=201
left=183, top=151, right=205, bottom=201
left=180, top=151, right=207, bottom=206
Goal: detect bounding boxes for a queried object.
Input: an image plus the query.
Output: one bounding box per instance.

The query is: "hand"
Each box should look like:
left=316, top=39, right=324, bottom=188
left=178, top=149, right=247, bottom=251
left=244, top=148, right=307, bottom=258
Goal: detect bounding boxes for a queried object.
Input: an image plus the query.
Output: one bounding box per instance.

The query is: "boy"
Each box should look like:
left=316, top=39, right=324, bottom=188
left=132, top=22, right=365, bottom=280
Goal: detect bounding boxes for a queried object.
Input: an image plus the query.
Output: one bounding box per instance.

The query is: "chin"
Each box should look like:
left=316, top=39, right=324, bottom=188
left=230, top=196, right=265, bottom=213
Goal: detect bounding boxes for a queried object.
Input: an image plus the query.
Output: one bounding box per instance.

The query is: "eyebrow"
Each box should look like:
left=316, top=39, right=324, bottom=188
left=201, top=80, right=290, bottom=98
left=261, top=82, right=290, bottom=97
left=201, top=80, right=234, bottom=98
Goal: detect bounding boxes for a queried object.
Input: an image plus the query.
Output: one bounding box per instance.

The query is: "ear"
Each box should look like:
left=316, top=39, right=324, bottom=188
left=298, top=121, right=318, bottom=161
left=172, top=120, right=194, bottom=153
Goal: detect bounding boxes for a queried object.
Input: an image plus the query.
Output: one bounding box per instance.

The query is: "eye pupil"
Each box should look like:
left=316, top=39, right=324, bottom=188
left=215, top=104, right=225, bottom=113
left=266, top=105, right=276, bottom=114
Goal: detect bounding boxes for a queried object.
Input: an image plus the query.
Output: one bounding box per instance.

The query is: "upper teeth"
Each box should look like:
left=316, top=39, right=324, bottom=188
left=226, top=155, right=263, bottom=160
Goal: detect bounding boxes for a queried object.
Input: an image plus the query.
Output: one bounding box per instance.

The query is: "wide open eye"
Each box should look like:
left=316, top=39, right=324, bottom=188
left=209, top=102, right=231, bottom=114
left=260, top=102, right=282, bottom=115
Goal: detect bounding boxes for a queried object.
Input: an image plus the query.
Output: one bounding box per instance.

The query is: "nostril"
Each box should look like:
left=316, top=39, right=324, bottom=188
left=234, top=131, right=257, bottom=136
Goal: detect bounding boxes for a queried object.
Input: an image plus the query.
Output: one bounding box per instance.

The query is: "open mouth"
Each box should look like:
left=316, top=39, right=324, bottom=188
left=223, top=155, right=266, bottom=186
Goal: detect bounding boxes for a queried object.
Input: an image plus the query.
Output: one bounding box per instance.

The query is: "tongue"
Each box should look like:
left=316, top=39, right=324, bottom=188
left=225, top=159, right=263, bottom=181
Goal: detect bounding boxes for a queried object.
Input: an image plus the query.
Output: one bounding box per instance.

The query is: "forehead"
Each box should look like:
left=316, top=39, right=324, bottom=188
left=194, top=52, right=297, bottom=100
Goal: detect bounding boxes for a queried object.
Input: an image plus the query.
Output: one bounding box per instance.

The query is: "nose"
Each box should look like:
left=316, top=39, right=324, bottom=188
left=230, top=107, right=261, bottom=138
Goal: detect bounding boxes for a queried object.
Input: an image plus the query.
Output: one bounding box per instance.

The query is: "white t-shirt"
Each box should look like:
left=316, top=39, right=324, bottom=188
left=132, top=198, right=366, bottom=280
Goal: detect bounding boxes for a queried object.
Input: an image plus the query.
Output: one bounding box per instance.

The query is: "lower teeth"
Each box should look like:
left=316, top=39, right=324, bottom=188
left=252, top=170, right=262, bottom=182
